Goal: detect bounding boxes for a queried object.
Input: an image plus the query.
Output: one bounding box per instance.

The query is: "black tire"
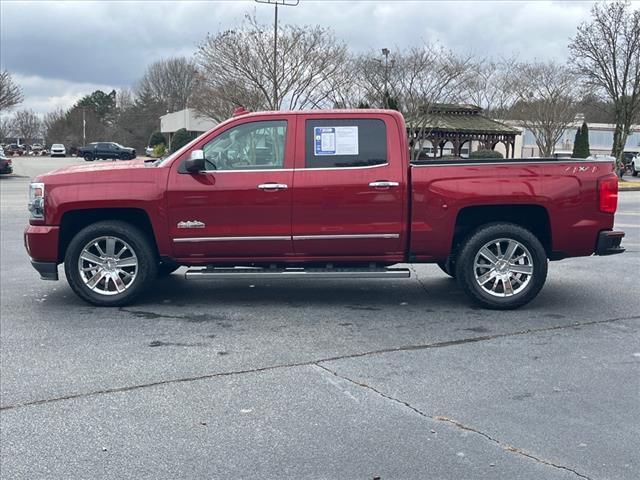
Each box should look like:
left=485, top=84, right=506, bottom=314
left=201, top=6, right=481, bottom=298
left=158, top=264, right=180, bottom=277
left=437, top=257, right=456, bottom=278
left=64, top=221, right=157, bottom=306
left=455, top=223, right=548, bottom=310
left=84, top=155, right=94, bottom=162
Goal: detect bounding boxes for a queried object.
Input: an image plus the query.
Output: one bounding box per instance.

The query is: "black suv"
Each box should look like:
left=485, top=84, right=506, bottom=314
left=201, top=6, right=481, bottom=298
left=78, top=142, right=136, bottom=161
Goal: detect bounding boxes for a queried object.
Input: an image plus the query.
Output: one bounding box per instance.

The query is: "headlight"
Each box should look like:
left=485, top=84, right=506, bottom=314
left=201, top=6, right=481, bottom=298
left=28, top=182, right=45, bottom=219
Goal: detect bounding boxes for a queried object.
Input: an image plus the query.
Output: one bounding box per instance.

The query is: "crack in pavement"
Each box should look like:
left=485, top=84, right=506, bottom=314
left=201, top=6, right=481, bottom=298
left=314, top=363, right=592, bottom=480
left=1, top=315, right=638, bottom=412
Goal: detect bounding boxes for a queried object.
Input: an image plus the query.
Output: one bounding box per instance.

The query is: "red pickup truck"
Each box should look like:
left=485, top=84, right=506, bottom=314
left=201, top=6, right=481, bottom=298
left=25, top=109, right=625, bottom=309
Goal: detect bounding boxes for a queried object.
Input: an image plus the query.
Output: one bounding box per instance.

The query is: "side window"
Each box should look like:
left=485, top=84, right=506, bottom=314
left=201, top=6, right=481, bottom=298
left=305, top=118, right=387, bottom=168
left=202, top=120, right=287, bottom=171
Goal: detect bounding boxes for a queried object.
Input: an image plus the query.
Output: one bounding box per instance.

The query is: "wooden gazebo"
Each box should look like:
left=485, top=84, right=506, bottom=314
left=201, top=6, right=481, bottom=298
left=407, top=104, right=520, bottom=159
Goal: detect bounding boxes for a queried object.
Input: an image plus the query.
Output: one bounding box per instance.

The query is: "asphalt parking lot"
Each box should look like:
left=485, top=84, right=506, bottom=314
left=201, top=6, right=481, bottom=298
left=1, top=156, right=639, bottom=479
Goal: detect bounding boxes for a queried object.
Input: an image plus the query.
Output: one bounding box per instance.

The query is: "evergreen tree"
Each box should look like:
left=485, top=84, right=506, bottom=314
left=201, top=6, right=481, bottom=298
left=171, top=128, right=191, bottom=152
left=579, top=121, right=590, bottom=158
left=148, top=131, right=165, bottom=147
left=572, top=127, right=582, bottom=158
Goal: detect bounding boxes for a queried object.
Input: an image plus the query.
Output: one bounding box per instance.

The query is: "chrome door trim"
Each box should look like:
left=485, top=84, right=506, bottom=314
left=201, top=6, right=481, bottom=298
left=293, top=233, right=400, bottom=240
left=202, top=168, right=294, bottom=173
left=302, top=163, right=389, bottom=171
left=174, top=233, right=401, bottom=243
left=174, top=236, right=291, bottom=243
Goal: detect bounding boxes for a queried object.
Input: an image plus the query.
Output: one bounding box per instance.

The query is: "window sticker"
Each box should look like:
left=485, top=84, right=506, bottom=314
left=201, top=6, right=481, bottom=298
left=314, top=126, right=359, bottom=155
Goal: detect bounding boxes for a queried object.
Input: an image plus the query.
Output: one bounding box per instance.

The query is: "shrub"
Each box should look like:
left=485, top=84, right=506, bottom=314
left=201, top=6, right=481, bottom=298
left=152, top=143, right=166, bottom=157
left=148, top=131, right=165, bottom=147
left=470, top=149, right=504, bottom=159
left=171, top=128, right=191, bottom=152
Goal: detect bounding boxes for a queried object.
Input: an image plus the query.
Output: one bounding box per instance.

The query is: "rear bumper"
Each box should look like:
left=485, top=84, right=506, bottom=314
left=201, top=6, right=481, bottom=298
left=30, top=260, right=59, bottom=281
left=595, top=230, right=625, bottom=255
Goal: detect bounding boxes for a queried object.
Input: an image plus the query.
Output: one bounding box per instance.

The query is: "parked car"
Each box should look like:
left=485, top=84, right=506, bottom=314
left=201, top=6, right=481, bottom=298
left=632, top=155, right=640, bottom=176
left=552, top=150, right=573, bottom=159
left=24, top=109, right=625, bottom=309
left=145, top=146, right=155, bottom=156
left=0, top=156, right=12, bottom=175
left=30, top=144, right=45, bottom=155
left=78, top=142, right=136, bottom=161
left=50, top=144, right=66, bottom=157
left=0, top=145, right=5, bottom=157
left=6, top=144, right=25, bottom=156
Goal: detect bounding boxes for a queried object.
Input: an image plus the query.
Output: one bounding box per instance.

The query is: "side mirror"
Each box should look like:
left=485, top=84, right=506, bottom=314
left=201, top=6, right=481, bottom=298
left=184, top=150, right=205, bottom=173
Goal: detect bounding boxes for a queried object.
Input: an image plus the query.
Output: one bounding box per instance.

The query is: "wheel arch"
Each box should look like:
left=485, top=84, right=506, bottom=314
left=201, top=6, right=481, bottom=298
left=452, top=204, right=552, bottom=257
left=58, top=208, right=159, bottom=262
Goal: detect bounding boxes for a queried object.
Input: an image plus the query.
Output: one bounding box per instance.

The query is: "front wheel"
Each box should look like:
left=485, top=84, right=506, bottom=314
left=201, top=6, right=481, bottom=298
left=455, top=223, right=548, bottom=310
left=64, top=221, right=157, bottom=306
left=84, top=155, right=94, bottom=161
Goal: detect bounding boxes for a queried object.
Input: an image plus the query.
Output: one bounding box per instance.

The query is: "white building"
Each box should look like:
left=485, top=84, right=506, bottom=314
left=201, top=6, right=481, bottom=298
left=160, top=109, right=217, bottom=149
left=508, top=119, right=640, bottom=158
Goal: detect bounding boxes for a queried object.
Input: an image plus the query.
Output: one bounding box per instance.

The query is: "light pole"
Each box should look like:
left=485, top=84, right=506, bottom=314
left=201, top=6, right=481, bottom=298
left=255, top=0, right=299, bottom=110
left=375, top=48, right=394, bottom=108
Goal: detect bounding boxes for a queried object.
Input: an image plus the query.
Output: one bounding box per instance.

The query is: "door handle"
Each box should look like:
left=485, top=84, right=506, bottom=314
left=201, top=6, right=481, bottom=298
left=369, top=181, right=399, bottom=188
left=258, top=183, right=288, bottom=190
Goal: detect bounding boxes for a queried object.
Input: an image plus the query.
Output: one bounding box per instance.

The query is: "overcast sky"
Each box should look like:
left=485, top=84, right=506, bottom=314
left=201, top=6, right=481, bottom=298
left=0, top=0, right=616, bottom=115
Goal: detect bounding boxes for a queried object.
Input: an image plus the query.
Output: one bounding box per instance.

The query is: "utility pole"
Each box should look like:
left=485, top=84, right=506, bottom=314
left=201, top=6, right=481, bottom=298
left=255, top=0, right=300, bottom=110
left=82, top=107, right=86, bottom=146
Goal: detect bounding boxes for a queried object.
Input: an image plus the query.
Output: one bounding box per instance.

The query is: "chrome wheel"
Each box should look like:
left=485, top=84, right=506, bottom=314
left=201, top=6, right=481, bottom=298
left=473, top=238, right=533, bottom=298
left=77, top=236, right=138, bottom=296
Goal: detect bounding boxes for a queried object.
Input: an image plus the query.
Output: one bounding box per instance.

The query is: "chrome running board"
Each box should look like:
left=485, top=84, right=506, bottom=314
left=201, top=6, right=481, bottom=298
left=184, top=266, right=411, bottom=280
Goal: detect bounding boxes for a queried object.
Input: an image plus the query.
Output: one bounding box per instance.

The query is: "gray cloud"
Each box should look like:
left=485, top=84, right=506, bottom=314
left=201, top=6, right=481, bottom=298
left=1, top=0, right=603, bottom=114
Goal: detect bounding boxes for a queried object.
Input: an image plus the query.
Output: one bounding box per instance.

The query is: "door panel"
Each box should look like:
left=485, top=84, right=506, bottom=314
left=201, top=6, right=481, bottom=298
left=167, top=117, right=295, bottom=259
left=292, top=115, right=406, bottom=257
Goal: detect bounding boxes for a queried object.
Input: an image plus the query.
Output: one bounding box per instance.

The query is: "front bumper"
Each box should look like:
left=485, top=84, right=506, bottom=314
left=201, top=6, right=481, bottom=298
left=595, top=230, right=625, bottom=255
left=30, top=260, right=59, bottom=280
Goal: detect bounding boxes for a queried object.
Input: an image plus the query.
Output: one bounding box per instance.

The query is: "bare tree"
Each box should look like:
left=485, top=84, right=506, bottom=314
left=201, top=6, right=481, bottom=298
left=0, top=115, right=14, bottom=142
left=510, top=62, right=578, bottom=157
left=194, top=14, right=348, bottom=119
left=366, top=45, right=471, bottom=160
left=0, top=70, right=23, bottom=112
left=462, top=57, right=518, bottom=119
left=11, top=109, right=42, bottom=144
left=136, top=57, right=200, bottom=113
left=569, top=0, right=640, bottom=172
left=398, top=45, right=473, bottom=160
left=330, top=45, right=470, bottom=159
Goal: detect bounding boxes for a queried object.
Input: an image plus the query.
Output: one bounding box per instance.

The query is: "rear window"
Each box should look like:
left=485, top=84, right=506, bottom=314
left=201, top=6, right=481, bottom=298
left=304, top=118, right=387, bottom=168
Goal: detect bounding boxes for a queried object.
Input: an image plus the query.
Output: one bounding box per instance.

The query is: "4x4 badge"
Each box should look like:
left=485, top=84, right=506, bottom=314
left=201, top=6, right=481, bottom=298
left=177, top=220, right=205, bottom=229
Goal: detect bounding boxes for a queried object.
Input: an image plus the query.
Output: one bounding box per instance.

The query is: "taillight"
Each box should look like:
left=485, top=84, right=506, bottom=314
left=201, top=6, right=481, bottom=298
left=598, top=175, right=618, bottom=214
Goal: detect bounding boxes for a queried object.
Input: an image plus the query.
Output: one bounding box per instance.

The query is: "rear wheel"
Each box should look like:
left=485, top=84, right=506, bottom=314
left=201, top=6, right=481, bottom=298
left=455, top=223, right=547, bottom=310
left=84, top=154, right=94, bottom=161
left=64, top=221, right=157, bottom=306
